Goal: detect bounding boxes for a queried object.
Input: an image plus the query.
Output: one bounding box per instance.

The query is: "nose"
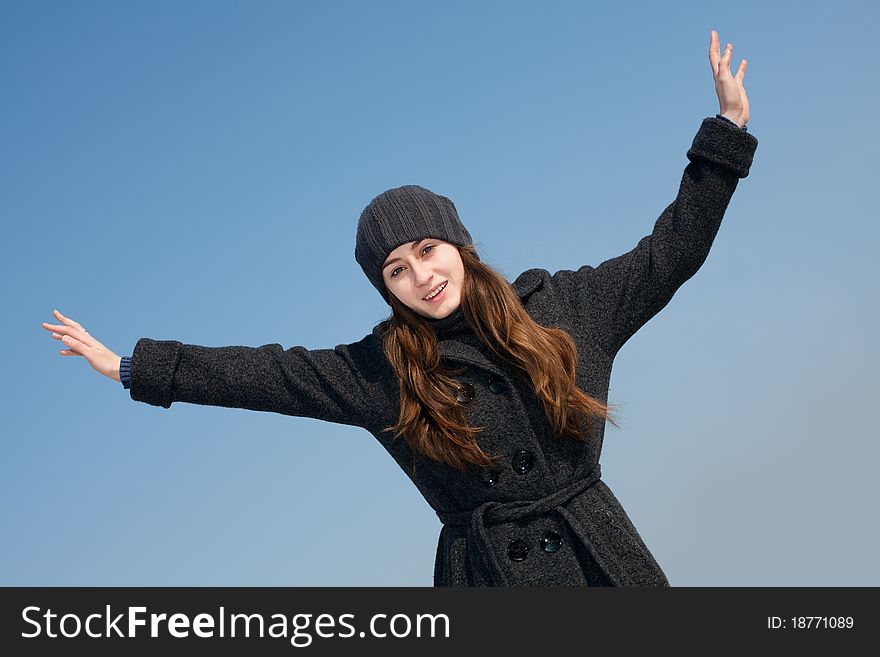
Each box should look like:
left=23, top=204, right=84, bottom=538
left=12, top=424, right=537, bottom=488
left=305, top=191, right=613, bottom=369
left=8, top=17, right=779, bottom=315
left=411, top=261, right=435, bottom=289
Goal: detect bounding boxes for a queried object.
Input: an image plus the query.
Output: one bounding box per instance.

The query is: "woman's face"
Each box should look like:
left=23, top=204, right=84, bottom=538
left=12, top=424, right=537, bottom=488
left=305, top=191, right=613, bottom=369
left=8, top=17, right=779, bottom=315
left=383, top=238, right=464, bottom=318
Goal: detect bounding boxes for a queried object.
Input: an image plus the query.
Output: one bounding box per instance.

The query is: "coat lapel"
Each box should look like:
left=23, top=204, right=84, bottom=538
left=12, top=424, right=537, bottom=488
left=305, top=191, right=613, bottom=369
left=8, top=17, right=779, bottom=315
left=438, top=339, right=504, bottom=378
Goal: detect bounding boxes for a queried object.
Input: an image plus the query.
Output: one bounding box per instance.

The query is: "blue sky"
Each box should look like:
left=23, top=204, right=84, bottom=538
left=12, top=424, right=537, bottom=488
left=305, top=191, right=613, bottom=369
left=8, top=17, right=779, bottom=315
left=4, top=0, right=878, bottom=586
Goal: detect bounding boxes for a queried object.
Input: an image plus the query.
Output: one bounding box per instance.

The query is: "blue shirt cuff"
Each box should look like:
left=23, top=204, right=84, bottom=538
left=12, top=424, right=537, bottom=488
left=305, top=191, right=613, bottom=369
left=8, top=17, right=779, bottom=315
left=120, top=355, right=132, bottom=390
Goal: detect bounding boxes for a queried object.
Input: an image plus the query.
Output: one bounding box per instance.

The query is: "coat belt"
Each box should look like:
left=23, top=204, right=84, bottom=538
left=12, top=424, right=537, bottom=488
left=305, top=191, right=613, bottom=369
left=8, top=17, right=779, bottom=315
left=435, top=464, right=611, bottom=586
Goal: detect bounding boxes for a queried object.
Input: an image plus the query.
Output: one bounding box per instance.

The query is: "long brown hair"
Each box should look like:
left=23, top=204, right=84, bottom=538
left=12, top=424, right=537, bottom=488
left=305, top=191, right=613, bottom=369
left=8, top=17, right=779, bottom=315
left=378, top=244, right=619, bottom=473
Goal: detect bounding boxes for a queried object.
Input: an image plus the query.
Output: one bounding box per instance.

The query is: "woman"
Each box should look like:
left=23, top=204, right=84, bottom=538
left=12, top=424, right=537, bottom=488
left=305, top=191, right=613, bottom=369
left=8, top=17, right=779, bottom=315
left=42, top=31, right=757, bottom=586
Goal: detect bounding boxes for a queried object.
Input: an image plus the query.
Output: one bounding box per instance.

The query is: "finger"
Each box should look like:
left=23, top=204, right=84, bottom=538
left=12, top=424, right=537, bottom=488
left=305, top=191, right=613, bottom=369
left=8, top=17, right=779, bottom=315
left=735, top=59, right=747, bottom=83
left=716, top=42, right=733, bottom=79
left=54, top=309, right=86, bottom=333
left=53, top=309, right=73, bottom=326
left=43, top=322, right=86, bottom=333
left=709, top=30, right=720, bottom=76
left=44, top=324, right=95, bottom=347
left=60, top=334, right=89, bottom=354
left=43, top=324, right=72, bottom=335
left=59, top=350, right=80, bottom=356
left=43, top=322, right=67, bottom=331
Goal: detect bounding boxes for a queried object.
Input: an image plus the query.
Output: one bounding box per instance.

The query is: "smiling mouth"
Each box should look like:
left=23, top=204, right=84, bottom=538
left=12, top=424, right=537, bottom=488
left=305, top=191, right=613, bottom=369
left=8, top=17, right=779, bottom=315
left=423, top=281, right=448, bottom=301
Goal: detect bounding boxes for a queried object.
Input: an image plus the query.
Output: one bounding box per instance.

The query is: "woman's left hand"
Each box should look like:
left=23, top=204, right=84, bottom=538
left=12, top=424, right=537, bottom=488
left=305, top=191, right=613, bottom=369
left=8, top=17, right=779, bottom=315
left=709, top=30, right=750, bottom=128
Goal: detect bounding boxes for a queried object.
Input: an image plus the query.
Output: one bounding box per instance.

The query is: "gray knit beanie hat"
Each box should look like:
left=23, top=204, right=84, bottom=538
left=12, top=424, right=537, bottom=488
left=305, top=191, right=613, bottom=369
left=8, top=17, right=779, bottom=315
left=356, top=184, right=479, bottom=305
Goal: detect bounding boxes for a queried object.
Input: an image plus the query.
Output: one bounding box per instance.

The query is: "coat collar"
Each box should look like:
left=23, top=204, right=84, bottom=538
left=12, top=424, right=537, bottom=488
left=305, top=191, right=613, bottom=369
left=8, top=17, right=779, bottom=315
left=371, top=268, right=546, bottom=379
left=437, top=268, right=545, bottom=377
left=509, top=267, right=545, bottom=301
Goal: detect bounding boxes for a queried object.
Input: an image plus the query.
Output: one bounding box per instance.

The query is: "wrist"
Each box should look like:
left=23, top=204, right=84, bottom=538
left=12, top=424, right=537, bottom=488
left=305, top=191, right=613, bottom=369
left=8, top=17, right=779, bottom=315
left=719, top=112, right=744, bottom=129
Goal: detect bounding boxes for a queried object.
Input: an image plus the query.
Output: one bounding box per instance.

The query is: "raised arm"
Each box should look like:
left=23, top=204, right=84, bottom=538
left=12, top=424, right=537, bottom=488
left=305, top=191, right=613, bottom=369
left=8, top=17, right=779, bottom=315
left=547, top=31, right=758, bottom=358
left=550, top=116, right=758, bottom=358
left=128, top=333, right=393, bottom=431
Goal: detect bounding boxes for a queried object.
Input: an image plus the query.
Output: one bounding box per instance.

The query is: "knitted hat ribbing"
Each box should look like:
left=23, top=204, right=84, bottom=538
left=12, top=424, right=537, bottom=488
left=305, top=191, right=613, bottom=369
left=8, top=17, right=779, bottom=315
left=355, top=184, right=478, bottom=305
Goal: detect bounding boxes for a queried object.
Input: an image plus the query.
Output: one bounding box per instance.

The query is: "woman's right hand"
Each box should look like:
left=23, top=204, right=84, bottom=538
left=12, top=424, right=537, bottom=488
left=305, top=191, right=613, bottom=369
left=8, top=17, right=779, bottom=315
left=709, top=30, right=750, bottom=128
left=42, top=309, right=123, bottom=383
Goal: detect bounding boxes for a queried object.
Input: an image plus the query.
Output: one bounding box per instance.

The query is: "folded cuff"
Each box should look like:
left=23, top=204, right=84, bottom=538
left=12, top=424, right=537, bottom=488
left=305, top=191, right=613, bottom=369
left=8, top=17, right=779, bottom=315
left=129, top=338, right=183, bottom=408
left=686, top=116, right=759, bottom=178
left=715, top=113, right=747, bottom=132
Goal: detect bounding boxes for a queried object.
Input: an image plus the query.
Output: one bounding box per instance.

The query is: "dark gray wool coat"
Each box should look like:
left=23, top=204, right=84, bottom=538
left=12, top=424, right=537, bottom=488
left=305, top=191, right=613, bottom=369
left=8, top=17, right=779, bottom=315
left=129, top=116, right=758, bottom=587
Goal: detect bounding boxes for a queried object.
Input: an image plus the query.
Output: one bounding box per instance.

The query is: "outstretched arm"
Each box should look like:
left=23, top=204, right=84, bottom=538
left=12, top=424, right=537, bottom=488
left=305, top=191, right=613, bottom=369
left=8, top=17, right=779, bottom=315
left=128, top=334, right=392, bottom=432
left=42, top=308, right=392, bottom=432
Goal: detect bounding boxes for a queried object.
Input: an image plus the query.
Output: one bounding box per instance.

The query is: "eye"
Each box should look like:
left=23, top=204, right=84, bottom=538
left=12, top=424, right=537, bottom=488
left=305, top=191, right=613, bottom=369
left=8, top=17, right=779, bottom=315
left=389, top=244, right=435, bottom=278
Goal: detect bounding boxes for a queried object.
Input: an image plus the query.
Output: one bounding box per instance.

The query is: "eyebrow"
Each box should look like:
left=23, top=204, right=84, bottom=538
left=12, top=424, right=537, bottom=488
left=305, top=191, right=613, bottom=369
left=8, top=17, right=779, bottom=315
left=383, top=239, right=426, bottom=270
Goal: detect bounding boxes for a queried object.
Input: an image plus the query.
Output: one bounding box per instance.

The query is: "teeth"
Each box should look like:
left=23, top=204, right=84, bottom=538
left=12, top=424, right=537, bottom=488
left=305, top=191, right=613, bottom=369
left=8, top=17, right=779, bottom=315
left=424, top=281, right=447, bottom=300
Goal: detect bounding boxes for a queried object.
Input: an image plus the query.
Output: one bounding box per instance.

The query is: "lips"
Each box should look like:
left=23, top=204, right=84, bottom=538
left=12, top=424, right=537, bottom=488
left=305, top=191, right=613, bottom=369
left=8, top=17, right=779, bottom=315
left=423, top=280, right=448, bottom=301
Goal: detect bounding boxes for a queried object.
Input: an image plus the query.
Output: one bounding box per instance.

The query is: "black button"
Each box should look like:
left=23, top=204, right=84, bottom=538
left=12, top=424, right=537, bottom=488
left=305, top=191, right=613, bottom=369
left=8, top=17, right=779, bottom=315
left=507, top=539, right=529, bottom=561
left=540, top=530, right=562, bottom=553
left=487, top=376, right=506, bottom=394
left=511, top=449, right=534, bottom=474
left=454, top=382, right=475, bottom=404
left=480, top=467, right=499, bottom=487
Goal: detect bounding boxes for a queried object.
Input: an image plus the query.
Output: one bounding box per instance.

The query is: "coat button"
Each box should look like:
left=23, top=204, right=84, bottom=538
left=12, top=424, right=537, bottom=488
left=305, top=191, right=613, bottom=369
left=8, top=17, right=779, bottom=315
left=507, top=539, right=529, bottom=561
left=454, top=382, right=475, bottom=404
left=511, top=449, right=534, bottom=474
left=480, top=467, right=499, bottom=487
left=487, top=376, right=506, bottom=394
left=540, top=530, right=562, bottom=553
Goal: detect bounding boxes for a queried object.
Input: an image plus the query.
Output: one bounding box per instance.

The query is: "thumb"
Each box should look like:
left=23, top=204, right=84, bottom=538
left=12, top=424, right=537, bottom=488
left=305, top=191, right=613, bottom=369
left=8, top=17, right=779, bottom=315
left=61, top=334, right=86, bottom=353
left=61, top=334, right=96, bottom=366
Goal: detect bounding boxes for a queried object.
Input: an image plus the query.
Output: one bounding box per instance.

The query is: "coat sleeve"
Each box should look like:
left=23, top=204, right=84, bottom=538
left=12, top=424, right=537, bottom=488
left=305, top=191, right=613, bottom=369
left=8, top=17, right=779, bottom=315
left=548, top=116, right=759, bottom=358
left=128, top=331, right=392, bottom=431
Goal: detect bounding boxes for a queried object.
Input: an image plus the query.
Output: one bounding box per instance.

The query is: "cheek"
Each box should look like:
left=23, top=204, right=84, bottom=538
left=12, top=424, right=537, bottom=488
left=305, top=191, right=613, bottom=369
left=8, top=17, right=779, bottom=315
left=390, top=279, right=412, bottom=297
